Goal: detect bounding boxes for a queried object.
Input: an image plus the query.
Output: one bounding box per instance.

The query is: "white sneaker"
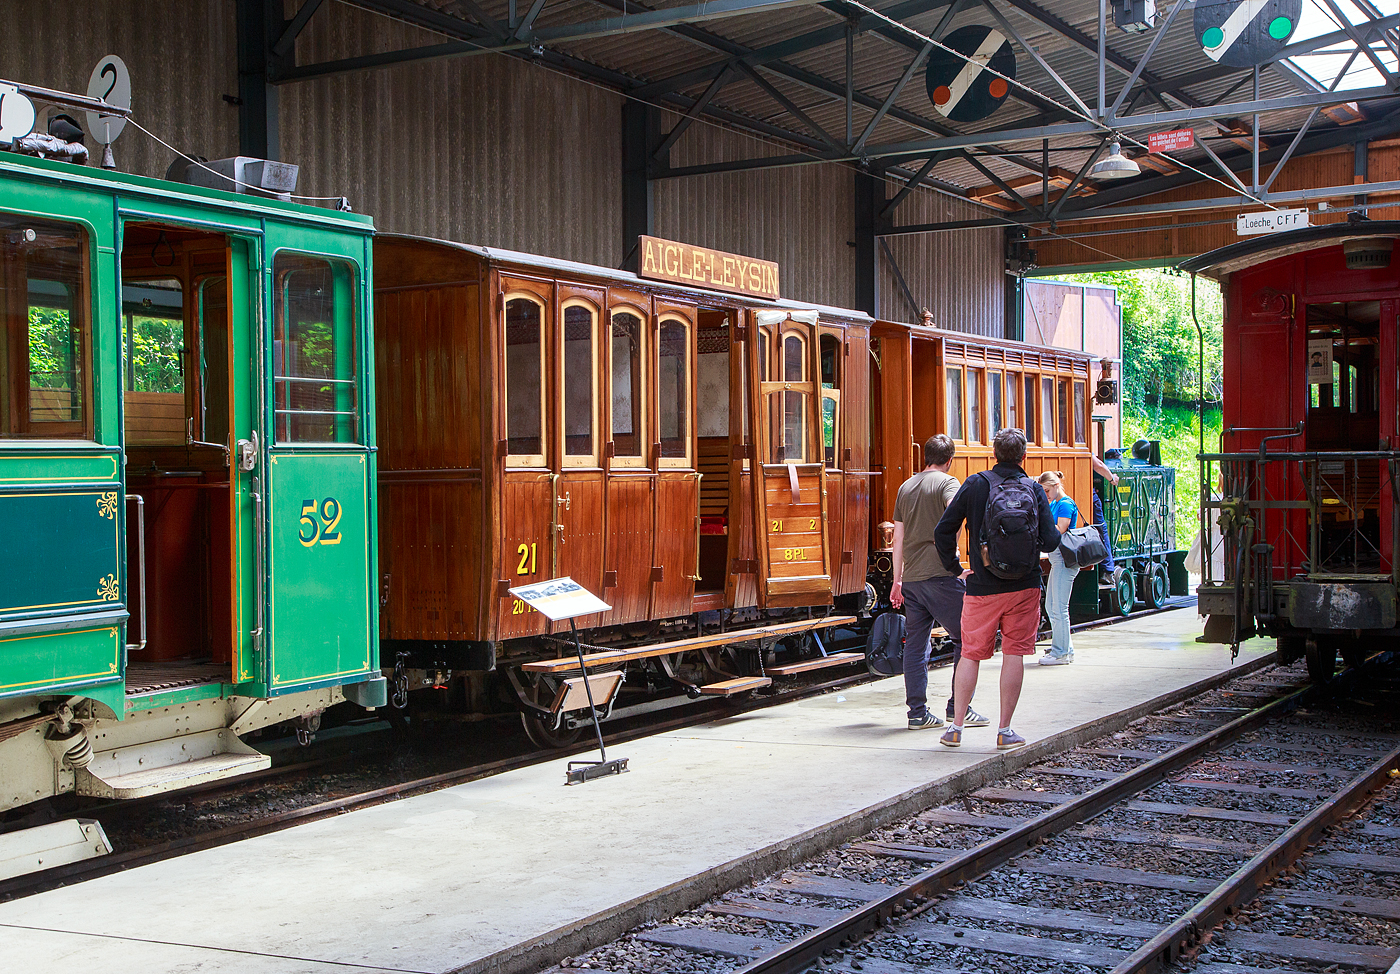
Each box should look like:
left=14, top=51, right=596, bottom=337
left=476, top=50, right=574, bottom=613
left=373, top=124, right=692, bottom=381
left=1038, top=654, right=1072, bottom=666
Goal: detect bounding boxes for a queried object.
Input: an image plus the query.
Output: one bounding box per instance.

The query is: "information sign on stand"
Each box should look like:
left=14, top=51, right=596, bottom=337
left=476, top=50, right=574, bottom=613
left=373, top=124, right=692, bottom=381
left=508, top=578, right=628, bottom=784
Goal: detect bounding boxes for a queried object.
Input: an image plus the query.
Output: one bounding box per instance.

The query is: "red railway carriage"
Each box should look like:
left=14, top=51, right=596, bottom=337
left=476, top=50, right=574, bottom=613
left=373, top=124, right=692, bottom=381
left=1182, top=221, right=1400, bottom=679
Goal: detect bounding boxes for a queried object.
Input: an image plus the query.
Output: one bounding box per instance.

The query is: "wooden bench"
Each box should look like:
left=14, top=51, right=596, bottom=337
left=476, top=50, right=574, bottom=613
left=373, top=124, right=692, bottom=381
left=698, top=676, right=772, bottom=696
left=698, top=436, right=730, bottom=530
left=519, top=614, right=858, bottom=674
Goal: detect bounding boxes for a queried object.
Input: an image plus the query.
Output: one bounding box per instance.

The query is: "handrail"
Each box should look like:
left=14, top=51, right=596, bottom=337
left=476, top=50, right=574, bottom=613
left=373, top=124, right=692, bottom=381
left=125, top=494, right=146, bottom=653
left=1199, top=450, right=1400, bottom=461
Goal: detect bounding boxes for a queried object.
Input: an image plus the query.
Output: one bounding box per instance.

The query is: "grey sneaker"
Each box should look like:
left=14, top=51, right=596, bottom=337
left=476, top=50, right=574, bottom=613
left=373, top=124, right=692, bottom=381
left=997, top=729, right=1027, bottom=751
left=949, top=706, right=992, bottom=727
left=939, top=726, right=962, bottom=748
left=908, top=713, right=946, bottom=730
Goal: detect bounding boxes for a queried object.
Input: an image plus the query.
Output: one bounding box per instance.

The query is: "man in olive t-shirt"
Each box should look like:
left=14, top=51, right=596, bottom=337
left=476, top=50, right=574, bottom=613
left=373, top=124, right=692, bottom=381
left=890, top=434, right=987, bottom=730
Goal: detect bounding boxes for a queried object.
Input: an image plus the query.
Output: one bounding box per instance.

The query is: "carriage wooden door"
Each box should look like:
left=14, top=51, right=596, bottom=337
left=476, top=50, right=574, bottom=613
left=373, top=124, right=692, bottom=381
left=498, top=277, right=555, bottom=638
left=551, top=284, right=607, bottom=630
left=746, top=311, right=833, bottom=608
left=651, top=301, right=700, bottom=617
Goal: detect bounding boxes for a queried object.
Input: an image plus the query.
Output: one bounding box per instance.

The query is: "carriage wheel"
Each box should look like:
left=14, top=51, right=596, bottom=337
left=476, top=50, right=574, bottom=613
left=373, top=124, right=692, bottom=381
left=1340, top=639, right=1370, bottom=671
left=1276, top=635, right=1305, bottom=665
left=520, top=712, right=585, bottom=749
left=1304, top=636, right=1338, bottom=684
left=1111, top=566, right=1136, bottom=617
left=1142, top=562, right=1169, bottom=610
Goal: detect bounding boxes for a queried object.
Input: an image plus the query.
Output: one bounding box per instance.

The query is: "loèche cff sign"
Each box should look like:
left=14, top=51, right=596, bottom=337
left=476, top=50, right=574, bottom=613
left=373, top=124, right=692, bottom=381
left=638, top=235, right=780, bottom=300
left=1236, top=208, right=1309, bottom=236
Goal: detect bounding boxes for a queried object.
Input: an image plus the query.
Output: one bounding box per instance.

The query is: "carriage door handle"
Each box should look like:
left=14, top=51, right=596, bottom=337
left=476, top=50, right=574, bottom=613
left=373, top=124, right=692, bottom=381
left=236, top=430, right=260, bottom=472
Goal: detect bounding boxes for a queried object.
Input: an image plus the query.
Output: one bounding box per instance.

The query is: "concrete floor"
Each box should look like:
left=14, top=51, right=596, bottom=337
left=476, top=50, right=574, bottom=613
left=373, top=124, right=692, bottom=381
left=0, top=608, right=1276, bottom=974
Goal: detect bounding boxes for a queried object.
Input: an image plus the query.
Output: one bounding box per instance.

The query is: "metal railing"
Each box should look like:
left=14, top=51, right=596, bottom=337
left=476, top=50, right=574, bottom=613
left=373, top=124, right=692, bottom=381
left=1199, top=451, right=1400, bottom=602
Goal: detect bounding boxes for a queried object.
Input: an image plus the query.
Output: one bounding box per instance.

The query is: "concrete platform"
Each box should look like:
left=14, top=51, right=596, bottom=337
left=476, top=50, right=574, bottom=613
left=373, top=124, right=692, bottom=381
left=0, top=609, right=1276, bottom=974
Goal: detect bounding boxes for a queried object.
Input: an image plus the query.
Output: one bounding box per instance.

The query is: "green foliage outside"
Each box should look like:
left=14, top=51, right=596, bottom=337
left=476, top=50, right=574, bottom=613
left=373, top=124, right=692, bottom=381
left=125, top=314, right=184, bottom=393
left=1051, top=269, right=1227, bottom=551
left=27, top=306, right=76, bottom=389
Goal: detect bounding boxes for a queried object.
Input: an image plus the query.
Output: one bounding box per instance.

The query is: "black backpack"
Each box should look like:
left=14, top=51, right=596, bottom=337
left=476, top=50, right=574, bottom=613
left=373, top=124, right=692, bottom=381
left=978, top=471, right=1042, bottom=580
left=865, top=611, right=906, bottom=676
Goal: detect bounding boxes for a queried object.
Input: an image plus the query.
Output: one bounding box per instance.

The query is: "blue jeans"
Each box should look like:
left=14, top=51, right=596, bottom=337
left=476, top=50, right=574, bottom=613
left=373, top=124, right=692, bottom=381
left=1093, top=490, right=1115, bottom=573
left=901, top=575, right=968, bottom=719
left=1045, top=548, right=1079, bottom=659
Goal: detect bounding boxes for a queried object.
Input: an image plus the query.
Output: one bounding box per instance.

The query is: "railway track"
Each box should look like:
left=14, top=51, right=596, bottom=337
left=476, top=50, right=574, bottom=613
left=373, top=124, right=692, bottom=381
left=542, top=653, right=1400, bottom=974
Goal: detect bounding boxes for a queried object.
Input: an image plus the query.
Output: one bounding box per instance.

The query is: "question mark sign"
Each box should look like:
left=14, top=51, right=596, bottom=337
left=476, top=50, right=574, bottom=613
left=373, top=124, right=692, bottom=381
left=99, top=63, right=117, bottom=116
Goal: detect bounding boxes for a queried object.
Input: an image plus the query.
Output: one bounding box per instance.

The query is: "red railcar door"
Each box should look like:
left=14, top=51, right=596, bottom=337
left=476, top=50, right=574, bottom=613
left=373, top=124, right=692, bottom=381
left=1224, top=263, right=1304, bottom=578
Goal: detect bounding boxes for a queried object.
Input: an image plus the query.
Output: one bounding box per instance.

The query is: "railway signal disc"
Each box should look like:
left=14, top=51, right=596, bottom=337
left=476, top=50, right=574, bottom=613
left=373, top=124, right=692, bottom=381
left=1194, top=0, right=1300, bottom=67
left=925, top=25, right=1015, bottom=123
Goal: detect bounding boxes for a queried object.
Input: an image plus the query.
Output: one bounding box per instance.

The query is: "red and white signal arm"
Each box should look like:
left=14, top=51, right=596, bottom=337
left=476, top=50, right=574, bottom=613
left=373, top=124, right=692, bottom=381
left=925, top=25, right=1016, bottom=123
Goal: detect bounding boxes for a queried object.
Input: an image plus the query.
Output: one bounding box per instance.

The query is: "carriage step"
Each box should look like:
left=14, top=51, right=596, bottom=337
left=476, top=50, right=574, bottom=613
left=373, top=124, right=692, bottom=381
left=699, top=677, right=773, bottom=696
left=765, top=651, right=865, bottom=676
left=75, top=728, right=270, bottom=800
left=520, top=615, right=858, bottom=674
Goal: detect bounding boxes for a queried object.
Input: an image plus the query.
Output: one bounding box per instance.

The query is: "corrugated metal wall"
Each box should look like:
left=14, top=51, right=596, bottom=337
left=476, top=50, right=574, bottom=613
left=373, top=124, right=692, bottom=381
left=655, top=125, right=857, bottom=309
left=2, top=0, right=1004, bottom=327
left=0, top=0, right=238, bottom=181
left=880, top=188, right=1005, bottom=336
left=284, top=1, right=623, bottom=266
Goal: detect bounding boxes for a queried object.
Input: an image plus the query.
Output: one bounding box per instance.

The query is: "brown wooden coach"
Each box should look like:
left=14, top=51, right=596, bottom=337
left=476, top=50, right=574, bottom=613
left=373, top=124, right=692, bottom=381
left=372, top=236, right=873, bottom=713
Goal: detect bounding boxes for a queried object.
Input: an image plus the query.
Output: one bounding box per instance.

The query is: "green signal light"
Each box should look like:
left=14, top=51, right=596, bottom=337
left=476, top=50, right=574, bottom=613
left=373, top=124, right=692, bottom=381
left=1202, top=26, right=1224, bottom=48
left=1268, top=16, right=1293, bottom=39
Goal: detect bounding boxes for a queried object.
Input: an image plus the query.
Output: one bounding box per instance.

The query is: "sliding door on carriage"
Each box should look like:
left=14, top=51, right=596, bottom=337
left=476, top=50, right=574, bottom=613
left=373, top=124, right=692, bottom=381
left=651, top=302, right=700, bottom=618
left=746, top=310, right=833, bottom=608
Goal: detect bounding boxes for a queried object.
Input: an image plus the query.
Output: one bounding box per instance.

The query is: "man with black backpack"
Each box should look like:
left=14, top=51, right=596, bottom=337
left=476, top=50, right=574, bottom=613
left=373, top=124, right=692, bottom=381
left=933, top=428, right=1061, bottom=751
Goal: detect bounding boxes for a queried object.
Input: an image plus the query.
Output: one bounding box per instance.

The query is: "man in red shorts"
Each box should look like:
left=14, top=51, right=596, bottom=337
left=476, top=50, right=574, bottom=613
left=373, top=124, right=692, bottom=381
left=932, top=428, right=1060, bottom=751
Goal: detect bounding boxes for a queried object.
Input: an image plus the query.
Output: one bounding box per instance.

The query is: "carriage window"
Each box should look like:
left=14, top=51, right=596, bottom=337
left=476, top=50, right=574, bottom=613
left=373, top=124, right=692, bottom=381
left=820, top=334, right=840, bottom=468
left=1006, top=371, right=1020, bottom=431
left=1, top=215, right=89, bottom=438
left=611, top=311, right=645, bottom=463
left=122, top=279, right=184, bottom=394
left=778, top=391, right=810, bottom=463
left=989, top=370, right=1004, bottom=434
left=1073, top=381, right=1086, bottom=443
left=273, top=254, right=359, bottom=444
left=945, top=367, right=964, bottom=441
left=1040, top=376, right=1055, bottom=444
left=563, top=303, right=595, bottom=459
left=1057, top=379, right=1070, bottom=445
left=658, top=318, right=689, bottom=461
left=967, top=368, right=984, bottom=444
left=784, top=333, right=806, bottom=381
left=1024, top=375, right=1037, bottom=442
left=758, top=327, right=770, bottom=380
left=503, top=296, right=543, bottom=458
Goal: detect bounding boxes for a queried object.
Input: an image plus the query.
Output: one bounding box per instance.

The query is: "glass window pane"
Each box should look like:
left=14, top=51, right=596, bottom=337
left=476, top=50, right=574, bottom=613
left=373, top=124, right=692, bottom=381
left=1058, top=379, right=1070, bottom=444
left=967, top=368, right=983, bottom=444
left=1073, top=381, right=1086, bottom=443
left=774, top=390, right=809, bottom=463
left=821, top=331, right=840, bottom=468
left=784, top=334, right=806, bottom=382
left=1024, top=375, right=1036, bottom=440
left=822, top=396, right=837, bottom=467
left=273, top=255, right=359, bottom=444
left=503, top=297, right=542, bottom=456
left=563, top=305, right=594, bottom=457
left=122, top=279, right=184, bottom=393
left=2, top=215, right=89, bottom=437
left=1006, top=371, right=1019, bottom=431
left=658, top=319, right=688, bottom=459
left=990, top=370, right=1004, bottom=434
left=820, top=335, right=839, bottom=389
left=1041, top=376, right=1055, bottom=444
left=611, top=312, right=644, bottom=458
left=945, top=368, right=964, bottom=441
left=758, top=328, right=769, bottom=380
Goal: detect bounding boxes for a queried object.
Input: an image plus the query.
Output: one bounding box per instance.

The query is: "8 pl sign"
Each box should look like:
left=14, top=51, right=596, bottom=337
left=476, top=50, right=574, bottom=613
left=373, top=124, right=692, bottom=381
left=1195, top=0, right=1300, bottom=67
left=925, top=25, right=1016, bottom=123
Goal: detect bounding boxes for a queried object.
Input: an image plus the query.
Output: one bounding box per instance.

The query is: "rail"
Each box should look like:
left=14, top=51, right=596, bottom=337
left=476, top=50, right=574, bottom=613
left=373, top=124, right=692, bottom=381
left=124, top=493, right=146, bottom=653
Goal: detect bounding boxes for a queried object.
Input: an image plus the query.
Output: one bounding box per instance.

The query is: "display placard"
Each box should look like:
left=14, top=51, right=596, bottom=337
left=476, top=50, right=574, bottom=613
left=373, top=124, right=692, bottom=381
left=1236, top=208, right=1309, bottom=235
left=638, top=235, right=780, bottom=300
left=1148, top=129, right=1195, bottom=153
left=1307, top=339, right=1333, bottom=385
left=508, top=576, right=611, bottom=622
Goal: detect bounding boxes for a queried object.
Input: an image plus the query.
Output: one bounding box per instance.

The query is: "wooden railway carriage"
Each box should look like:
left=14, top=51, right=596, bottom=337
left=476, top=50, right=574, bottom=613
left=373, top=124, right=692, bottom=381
left=0, top=150, right=384, bottom=830
left=865, top=320, right=1098, bottom=606
left=372, top=236, right=873, bottom=741
left=1181, top=222, right=1400, bottom=680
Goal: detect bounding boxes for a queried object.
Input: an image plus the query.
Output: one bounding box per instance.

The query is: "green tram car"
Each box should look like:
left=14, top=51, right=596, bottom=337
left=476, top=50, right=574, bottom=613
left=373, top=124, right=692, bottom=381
left=0, top=150, right=385, bottom=830
left=1069, top=447, right=1190, bottom=620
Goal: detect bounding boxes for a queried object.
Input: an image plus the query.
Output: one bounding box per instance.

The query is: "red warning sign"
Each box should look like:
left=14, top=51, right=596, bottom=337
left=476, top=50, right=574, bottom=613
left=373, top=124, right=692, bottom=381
left=1148, top=129, right=1195, bottom=153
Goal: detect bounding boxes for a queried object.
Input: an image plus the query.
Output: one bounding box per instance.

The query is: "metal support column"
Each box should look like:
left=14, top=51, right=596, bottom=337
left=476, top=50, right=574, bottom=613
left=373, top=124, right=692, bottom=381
left=1005, top=228, right=1025, bottom=342
left=854, top=165, right=885, bottom=317
left=237, top=0, right=284, bottom=159
left=622, top=101, right=655, bottom=273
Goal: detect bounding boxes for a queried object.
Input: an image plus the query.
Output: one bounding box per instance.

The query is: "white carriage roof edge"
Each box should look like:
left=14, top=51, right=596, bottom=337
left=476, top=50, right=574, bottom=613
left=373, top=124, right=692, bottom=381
left=1178, top=221, right=1400, bottom=281
left=375, top=232, right=873, bottom=323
